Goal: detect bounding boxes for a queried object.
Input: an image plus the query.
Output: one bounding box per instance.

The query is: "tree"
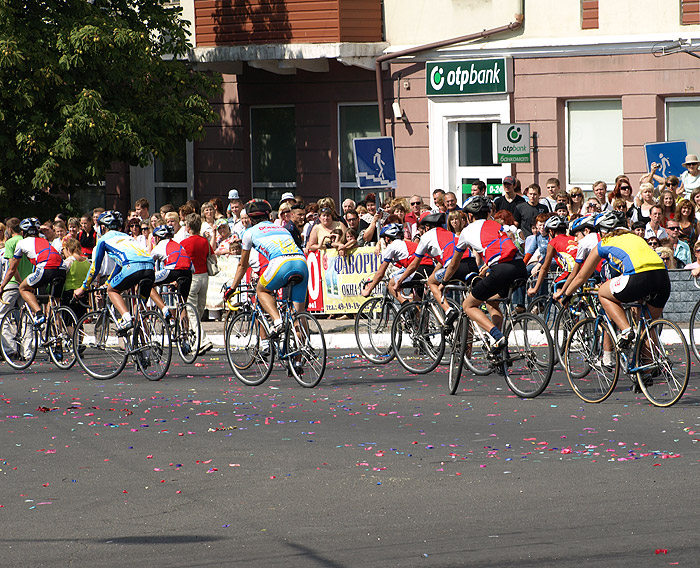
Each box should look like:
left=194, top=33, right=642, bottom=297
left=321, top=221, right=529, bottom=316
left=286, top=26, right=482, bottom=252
left=0, top=0, right=221, bottom=217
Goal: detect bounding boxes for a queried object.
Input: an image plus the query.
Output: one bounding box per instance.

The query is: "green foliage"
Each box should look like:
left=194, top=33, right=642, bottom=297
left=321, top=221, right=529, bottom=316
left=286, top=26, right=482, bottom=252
left=0, top=0, right=221, bottom=217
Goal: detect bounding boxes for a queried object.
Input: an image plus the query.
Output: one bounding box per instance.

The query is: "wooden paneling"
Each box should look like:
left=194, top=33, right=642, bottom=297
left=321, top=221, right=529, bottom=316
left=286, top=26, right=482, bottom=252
left=681, top=0, right=700, bottom=25
left=581, top=0, right=599, bottom=30
left=195, top=0, right=383, bottom=46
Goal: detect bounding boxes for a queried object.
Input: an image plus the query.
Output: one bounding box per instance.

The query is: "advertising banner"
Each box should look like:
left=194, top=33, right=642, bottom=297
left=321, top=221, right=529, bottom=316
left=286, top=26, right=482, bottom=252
left=497, top=123, right=530, bottom=163
left=317, top=246, right=382, bottom=314
left=426, top=58, right=510, bottom=96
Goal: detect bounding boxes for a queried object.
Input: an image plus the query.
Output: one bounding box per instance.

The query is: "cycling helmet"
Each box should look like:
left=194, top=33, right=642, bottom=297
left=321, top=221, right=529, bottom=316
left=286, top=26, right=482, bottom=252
left=153, top=224, right=174, bottom=239
left=98, top=210, right=124, bottom=230
left=544, top=215, right=567, bottom=231
left=463, top=195, right=491, bottom=214
left=594, top=210, right=627, bottom=232
left=379, top=223, right=403, bottom=240
left=245, top=199, right=272, bottom=218
left=569, top=214, right=596, bottom=234
left=19, top=217, right=41, bottom=236
left=418, top=212, right=445, bottom=227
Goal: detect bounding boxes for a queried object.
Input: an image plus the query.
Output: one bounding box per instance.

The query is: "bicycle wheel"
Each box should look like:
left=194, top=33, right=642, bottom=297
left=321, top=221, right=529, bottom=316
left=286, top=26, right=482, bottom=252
left=462, top=319, right=492, bottom=376
left=502, top=313, right=554, bottom=398
left=74, top=310, right=128, bottom=380
left=527, top=295, right=559, bottom=330
left=688, top=299, right=700, bottom=362
left=0, top=307, right=37, bottom=370
left=635, top=319, right=690, bottom=407
left=286, top=312, right=327, bottom=388
left=552, top=304, right=581, bottom=368
left=48, top=306, right=78, bottom=370
left=354, top=297, right=396, bottom=364
left=176, top=302, right=201, bottom=364
left=133, top=310, right=172, bottom=381
left=226, top=310, right=273, bottom=386
left=447, top=315, right=468, bottom=394
left=392, top=301, right=445, bottom=374
left=564, top=317, right=619, bottom=403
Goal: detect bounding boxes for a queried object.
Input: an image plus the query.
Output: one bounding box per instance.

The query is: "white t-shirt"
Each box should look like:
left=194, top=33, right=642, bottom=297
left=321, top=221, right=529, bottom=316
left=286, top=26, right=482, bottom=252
left=681, top=170, right=700, bottom=198
left=575, top=233, right=600, bottom=264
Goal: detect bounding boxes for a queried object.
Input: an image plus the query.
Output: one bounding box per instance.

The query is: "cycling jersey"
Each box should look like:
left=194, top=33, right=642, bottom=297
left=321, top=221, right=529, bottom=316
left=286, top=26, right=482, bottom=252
left=596, top=232, right=665, bottom=276
left=249, top=249, right=269, bottom=276
left=83, top=231, right=154, bottom=289
left=415, top=227, right=471, bottom=267
left=151, top=239, right=193, bottom=272
left=382, top=239, right=433, bottom=268
left=13, top=236, right=63, bottom=270
left=455, top=219, right=519, bottom=266
left=549, top=234, right=578, bottom=274
left=241, top=221, right=303, bottom=259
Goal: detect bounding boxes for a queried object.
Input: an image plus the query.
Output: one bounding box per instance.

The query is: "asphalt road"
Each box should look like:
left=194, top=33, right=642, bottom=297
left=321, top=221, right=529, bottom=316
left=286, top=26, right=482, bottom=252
left=2, top=348, right=700, bottom=567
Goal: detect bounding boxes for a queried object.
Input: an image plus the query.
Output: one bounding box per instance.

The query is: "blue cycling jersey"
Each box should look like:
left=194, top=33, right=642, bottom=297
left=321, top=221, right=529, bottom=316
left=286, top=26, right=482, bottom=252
left=83, top=231, right=154, bottom=288
left=241, top=221, right=303, bottom=259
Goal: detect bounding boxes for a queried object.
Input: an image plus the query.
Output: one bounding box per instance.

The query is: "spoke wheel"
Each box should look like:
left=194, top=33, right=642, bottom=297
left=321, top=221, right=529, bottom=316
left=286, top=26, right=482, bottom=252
left=564, top=317, right=619, bottom=403
left=462, top=319, right=492, bottom=376
left=636, top=319, right=690, bottom=407
left=528, top=295, right=559, bottom=330
left=502, top=313, right=554, bottom=398
left=448, top=315, right=468, bottom=394
left=0, top=308, right=37, bottom=370
left=48, top=306, right=78, bottom=370
left=74, top=310, right=128, bottom=380
left=133, top=311, right=172, bottom=381
left=176, top=302, right=201, bottom=364
left=286, top=313, right=327, bottom=388
left=226, top=311, right=273, bottom=386
left=354, top=297, right=396, bottom=364
left=392, top=301, right=445, bottom=374
left=552, top=304, right=582, bottom=369
left=689, top=300, right=700, bottom=362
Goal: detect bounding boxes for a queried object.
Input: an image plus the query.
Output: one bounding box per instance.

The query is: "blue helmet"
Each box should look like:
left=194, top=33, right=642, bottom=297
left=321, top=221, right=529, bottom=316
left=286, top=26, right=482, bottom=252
left=98, top=210, right=124, bottom=230
left=19, top=217, right=41, bottom=236
left=153, top=224, right=174, bottom=239
left=569, top=214, right=596, bottom=234
left=379, top=223, right=403, bottom=240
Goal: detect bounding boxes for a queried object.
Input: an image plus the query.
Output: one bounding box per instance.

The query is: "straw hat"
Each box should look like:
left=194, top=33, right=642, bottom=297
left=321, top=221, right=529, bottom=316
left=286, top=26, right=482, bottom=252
left=682, top=154, right=699, bottom=166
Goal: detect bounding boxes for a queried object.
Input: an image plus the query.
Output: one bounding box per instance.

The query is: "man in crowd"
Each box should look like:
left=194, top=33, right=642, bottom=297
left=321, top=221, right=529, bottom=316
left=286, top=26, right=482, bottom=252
left=664, top=220, right=691, bottom=266
left=134, top=198, right=150, bottom=222
left=493, top=176, right=525, bottom=215
left=285, top=203, right=306, bottom=249
left=592, top=181, right=611, bottom=211
left=514, top=183, right=550, bottom=237
left=405, top=194, right=423, bottom=238
left=542, top=177, right=561, bottom=211
left=645, top=205, right=668, bottom=240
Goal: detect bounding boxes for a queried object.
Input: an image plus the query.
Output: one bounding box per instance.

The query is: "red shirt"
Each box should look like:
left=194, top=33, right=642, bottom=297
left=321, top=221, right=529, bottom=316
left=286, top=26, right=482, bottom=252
left=181, top=234, right=212, bottom=274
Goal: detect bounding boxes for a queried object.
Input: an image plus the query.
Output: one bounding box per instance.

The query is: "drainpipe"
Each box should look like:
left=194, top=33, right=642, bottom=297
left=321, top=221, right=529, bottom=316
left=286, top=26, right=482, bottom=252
left=376, top=3, right=525, bottom=136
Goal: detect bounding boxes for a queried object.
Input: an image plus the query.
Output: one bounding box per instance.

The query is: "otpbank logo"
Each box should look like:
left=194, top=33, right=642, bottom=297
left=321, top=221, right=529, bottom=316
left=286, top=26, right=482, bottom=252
left=427, top=59, right=508, bottom=96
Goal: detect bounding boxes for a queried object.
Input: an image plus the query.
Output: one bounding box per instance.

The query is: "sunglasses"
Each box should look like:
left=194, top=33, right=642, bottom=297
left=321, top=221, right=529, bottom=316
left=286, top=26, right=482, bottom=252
left=667, top=226, right=680, bottom=230
left=410, top=201, right=421, bottom=206
left=666, top=182, right=678, bottom=186
left=620, top=186, right=631, bottom=191
left=661, top=256, right=671, bottom=260
left=571, top=193, right=583, bottom=197
left=648, top=240, right=660, bottom=245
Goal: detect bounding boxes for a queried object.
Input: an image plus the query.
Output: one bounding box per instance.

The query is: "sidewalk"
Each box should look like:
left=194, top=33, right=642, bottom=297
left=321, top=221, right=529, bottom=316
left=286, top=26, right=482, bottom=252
left=201, top=314, right=359, bottom=349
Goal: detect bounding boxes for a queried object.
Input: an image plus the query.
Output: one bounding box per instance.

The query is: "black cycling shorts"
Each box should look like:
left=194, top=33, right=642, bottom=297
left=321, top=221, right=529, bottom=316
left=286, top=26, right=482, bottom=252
left=609, top=269, right=670, bottom=309
left=471, top=259, right=528, bottom=302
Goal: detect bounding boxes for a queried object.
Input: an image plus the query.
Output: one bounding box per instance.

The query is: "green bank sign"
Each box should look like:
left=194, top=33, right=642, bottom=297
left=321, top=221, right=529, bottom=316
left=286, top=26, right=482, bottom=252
left=427, top=58, right=508, bottom=96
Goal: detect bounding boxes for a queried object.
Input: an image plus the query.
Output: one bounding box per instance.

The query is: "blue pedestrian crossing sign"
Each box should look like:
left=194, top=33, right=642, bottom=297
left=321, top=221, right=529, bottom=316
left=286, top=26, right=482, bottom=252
left=644, top=140, right=688, bottom=180
left=353, top=136, right=397, bottom=189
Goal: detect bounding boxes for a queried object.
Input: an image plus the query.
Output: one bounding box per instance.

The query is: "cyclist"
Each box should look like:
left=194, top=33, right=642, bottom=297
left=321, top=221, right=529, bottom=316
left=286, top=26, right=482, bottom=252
left=560, top=210, right=669, bottom=348
left=553, top=214, right=601, bottom=302
left=361, top=223, right=434, bottom=304
left=228, top=199, right=309, bottom=340
left=73, top=210, right=156, bottom=332
left=395, top=212, right=477, bottom=324
left=149, top=224, right=193, bottom=321
left=0, top=217, right=66, bottom=327
left=440, top=196, right=527, bottom=350
left=526, top=215, right=577, bottom=298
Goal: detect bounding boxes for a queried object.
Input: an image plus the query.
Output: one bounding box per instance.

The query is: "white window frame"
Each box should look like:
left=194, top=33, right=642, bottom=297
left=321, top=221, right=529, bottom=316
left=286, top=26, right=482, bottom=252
left=130, top=141, right=194, bottom=209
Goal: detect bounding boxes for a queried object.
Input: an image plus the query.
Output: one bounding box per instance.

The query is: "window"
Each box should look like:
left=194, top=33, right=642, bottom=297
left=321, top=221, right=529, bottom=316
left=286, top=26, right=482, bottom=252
left=251, top=106, right=296, bottom=203
left=667, top=99, right=700, bottom=156
left=154, top=141, right=190, bottom=208
left=567, top=100, right=623, bottom=185
left=339, top=104, right=380, bottom=203
left=458, top=122, right=496, bottom=167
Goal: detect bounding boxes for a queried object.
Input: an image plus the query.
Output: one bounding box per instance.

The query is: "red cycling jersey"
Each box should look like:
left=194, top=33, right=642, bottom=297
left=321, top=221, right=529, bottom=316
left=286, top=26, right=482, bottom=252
left=151, top=239, right=193, bottom=271
left=456, top=219, right=518, bottom=266
left=13, top=236, right=63, bottom=270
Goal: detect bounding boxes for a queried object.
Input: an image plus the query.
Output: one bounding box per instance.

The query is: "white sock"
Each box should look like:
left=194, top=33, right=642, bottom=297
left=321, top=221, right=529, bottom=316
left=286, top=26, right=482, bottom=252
left=121, top=313, right=132, bottom=323
left=273, top=318, right=283, bottom=329
left=619, top=327, right=631, bottom=337
left=603, top=351, right=613, bottom=366
left=162, top=307, right=171, bottom=317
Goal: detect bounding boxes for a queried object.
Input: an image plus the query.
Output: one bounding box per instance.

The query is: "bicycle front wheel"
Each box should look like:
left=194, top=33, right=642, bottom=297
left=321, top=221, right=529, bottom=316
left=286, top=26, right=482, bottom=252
left=552, top=304, right=581, bottom=368
left=176, top=302, right=201, bottom=364
left=0, top=308, right=37, bottom=370
left=528, top=295, right=559, bottom=330
left=225, top=311, right=273, bottom=386
left=502, top=313, right=554, bottom=398
left=447, top=315, right=467, bottom=394
left=462, top=319, right=491, bottom=376
left=564, top=317, right=619, bottom=403
left=354, top=297, right=396, bottom=364
left=636, top=319, right=690, bottom=407
left=48, top=306, right=78, bottom=370
left=688, top=299, right=700, bottom=362
left=74, top=310, right=128, bottom=380
left=392, top=301, right=445, bottom=374
left=133, top=311, right=172, bottom=381
left=285, top=313, right=327, bottom=388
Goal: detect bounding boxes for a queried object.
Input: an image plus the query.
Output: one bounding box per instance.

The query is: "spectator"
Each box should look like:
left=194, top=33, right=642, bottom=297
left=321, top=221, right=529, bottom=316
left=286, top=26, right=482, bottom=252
left=40, top=221, right=62, bottom=251
left=542, top=177, right=561, bottom=211
left=302, top=203, right=319, bottom=247
left=60, top=237, right=90, bottom=322
left=210, top=197, right=226, bottom=220
left=164, top=212, right=184, bottom=243
left=214, top=219, right=237, bottom=255
left=664, top=175, right=681, bottom=198
left=493, top=176, right=526, bottom=215
left=470, top=180, right=487, bottom=197
left=447, top=210, right=467, bottom=234
left=665, top=220, right=691, bottom=266
left=226, top=189, right=241, bottom=219
left=434, top=193, right=446, bottom=213
left=134, top=198, right=150, bottom=222
left=342, top=199, right=356, bottom=216
left=493, top=209, right=523, bottom=248
left=200, top=201, right=217, bottom=249
left=645, top=205, right=668, bottom=240
left=514, top=183, right=549, bottom=237
left=677, top=199, right=698, bottom=248
left=646, top=236, right=661, bottom=249
left=631, top=182, right=656, bottom=224
left=659, top=189, right=677, bottom=225
left=431, top=188, right=445, bottom=213
left=160, top=203, right=176, bottom=217
left=612, top=198, right=630, bottom=225
left=127, top=217, right=147, bottom=248
left=608, top=176, right=636, bottom=210
left=631, top=221, right=646, bottom=238
left=584, top=197, right=602, bottom=214
left=92, top=207, right=105, bottom=238
left=569, top=187, right=584, bottom=216
left=359, top=193, right=380, bottom=244
left=344, top=209, right=362, bottom=246
left=53, top=221, right=67, bottom=245
left=285, top=203, right=306, bottom=249
left=443, top=192, right=460, bottom=213
left=307, top=207, right=347, bottom=253
left=684, top=243, right=700, bottom=270
left=655, top=246, right=678, bottom=269
left=67, top=217, right=80, bottom=239
left=274, top=202, right=292, bottom=228
left=680, top=154, right=700, bottom=199
left=554, top=202, right=569, bottom=221
left=592, top=180, right=610, bottom=211
left=147, top=214, right=163, bottom=252
left=78, top=214, right=96, bottom=257
left=405, top=194, right=423, bottom=238
left=180, top=214, right=214, bottom=353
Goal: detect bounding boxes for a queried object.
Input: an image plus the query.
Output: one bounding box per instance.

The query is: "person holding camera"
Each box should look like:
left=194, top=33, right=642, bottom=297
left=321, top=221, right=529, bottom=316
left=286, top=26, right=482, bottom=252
left=305, top=207, right=347, bottom=254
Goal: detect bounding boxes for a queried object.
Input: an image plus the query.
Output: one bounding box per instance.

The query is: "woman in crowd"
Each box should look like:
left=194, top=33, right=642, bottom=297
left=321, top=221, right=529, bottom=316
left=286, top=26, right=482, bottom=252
left=447, top=210, right=467, bottom=234
left=655, top=246, right=678, bottom=269
left=302, top=202, right=319, bottom=248
left=211, top=197, right=226, bottom=220
left=631, top=182, right=656, bottom=225
left=659, top=189, right=677, bottom=226
left=608, top=176, right=636, bottom=210
left=60, top=237, right=90, bottom=321
left=684, top=242, right=700, bottom=270
left=676, top=199, right=698, bottom=248
left=680, top=154, right=700, bottom=198
left=568, top=187, right=584, bottom=217
left=127, top=217, right=147, bottom=248
left=200, top=201, right=218, bottom=248
left=306, top=206, right=347, bottom=253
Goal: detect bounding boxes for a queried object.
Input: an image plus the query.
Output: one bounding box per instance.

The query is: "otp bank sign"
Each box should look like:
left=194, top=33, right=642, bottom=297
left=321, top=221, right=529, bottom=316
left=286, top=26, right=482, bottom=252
left=426, top=58, right=508, bottom=96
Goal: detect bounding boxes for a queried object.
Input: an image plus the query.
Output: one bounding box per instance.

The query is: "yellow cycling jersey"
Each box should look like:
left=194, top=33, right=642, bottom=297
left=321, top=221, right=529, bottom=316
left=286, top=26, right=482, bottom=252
left=596, top=232, right=665, bottom=276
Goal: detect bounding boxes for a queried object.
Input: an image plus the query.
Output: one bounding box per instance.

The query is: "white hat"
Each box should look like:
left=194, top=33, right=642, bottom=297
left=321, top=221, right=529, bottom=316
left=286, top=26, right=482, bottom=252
left=280, top=192, right=295, bottom=202
left=683, top=154, right=699, bottom=167
left=228, top=189, right=240, bottom=200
